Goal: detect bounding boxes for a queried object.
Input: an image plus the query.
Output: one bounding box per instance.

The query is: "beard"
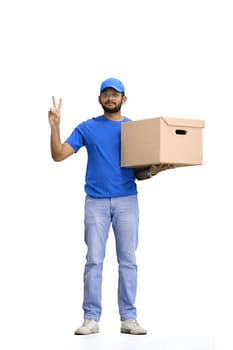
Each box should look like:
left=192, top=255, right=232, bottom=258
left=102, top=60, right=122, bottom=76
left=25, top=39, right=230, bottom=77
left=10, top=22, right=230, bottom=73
left=100, top=102, right=122, bottom=114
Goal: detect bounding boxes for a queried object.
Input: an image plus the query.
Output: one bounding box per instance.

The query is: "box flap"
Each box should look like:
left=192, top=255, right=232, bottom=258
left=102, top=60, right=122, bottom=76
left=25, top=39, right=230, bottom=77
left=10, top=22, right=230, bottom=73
left=162, top=117, right=205, bottom=128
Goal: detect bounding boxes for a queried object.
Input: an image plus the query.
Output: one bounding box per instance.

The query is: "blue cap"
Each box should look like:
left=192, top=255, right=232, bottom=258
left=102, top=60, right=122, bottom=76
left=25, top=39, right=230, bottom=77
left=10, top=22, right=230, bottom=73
left=100, top=77, right=125, bottom=94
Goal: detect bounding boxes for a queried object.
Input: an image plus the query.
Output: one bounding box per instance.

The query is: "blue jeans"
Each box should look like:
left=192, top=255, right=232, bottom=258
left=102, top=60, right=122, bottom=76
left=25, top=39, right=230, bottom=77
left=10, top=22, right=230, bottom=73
left=82, top=195, right=139, bottom=321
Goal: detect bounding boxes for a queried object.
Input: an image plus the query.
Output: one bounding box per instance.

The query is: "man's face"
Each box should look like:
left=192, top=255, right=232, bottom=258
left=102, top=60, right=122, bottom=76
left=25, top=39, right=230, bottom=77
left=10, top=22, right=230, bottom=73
left=99, top=88, right=126, bottom=113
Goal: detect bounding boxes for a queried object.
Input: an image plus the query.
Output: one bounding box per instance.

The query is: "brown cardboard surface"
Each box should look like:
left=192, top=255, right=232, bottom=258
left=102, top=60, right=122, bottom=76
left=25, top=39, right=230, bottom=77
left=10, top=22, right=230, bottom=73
left=121, top=117, right=205, bottom=167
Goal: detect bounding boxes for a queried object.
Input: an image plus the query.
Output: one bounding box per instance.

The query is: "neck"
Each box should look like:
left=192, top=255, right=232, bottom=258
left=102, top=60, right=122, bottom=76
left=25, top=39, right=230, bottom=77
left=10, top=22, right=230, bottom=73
left=103, top=112, right=123, bottom=121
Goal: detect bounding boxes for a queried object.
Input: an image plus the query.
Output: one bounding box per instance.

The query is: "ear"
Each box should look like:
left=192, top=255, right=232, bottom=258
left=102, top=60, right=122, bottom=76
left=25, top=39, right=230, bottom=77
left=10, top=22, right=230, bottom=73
left=122, top=95, right=127, bottom=105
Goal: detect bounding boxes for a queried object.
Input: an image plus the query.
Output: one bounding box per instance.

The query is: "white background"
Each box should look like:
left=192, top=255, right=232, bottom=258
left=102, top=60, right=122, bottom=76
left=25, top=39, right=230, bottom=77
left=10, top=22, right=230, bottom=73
left=0, top=0, right=232, bottom=349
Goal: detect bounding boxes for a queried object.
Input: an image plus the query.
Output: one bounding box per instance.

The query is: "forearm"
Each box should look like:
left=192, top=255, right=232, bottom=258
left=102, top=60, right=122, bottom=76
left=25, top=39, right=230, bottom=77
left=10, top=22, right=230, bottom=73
left=134, top=164, right=174, bottom=180
left=50, top=126, right=63, bottom=161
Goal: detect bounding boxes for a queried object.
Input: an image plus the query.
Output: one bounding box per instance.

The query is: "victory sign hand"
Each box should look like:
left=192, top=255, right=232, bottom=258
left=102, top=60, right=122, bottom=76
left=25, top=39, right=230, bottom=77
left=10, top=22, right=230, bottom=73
left=48, top=96, right=62, bottom=128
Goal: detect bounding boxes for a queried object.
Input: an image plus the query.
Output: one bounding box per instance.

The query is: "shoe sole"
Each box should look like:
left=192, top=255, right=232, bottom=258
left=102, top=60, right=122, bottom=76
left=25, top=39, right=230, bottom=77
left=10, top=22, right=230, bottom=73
left=121, top=329, right=147, bottom=335
left=74, top=329, right=99, bottom=335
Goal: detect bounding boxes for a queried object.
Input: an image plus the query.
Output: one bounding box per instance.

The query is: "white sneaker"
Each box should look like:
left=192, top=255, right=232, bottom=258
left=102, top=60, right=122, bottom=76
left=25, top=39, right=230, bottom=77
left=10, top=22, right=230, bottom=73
left=74, top=319, right=99, bottom=335
left=120, top=319, right=147, bottom=335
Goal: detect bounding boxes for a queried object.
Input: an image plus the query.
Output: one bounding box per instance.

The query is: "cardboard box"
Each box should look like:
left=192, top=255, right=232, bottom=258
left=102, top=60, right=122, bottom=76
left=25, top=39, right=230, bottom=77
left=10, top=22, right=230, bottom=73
left=121, top=117, right=205, bottom=167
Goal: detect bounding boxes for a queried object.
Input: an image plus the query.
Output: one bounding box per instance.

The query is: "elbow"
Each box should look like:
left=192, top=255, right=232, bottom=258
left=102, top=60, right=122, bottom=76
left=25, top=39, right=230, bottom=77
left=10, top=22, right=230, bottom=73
left=51, top=153, right=64, bottom=162
left=52, top=157, right=62, bottom=162
left=50, top=143, right=74, bottom=161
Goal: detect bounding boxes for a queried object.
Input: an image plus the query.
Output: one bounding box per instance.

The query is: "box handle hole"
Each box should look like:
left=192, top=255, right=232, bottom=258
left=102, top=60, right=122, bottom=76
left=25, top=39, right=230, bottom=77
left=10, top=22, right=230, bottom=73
left=175, top=129, right=187, bottom=135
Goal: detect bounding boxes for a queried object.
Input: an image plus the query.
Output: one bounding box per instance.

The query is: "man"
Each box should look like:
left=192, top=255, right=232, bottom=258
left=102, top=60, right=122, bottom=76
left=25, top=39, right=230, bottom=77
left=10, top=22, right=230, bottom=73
left=48, top=77, right=169, bottom=335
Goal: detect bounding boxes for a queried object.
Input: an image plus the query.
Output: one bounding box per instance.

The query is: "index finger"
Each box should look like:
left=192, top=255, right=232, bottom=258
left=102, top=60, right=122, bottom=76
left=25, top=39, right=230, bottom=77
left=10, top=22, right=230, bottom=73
left=52, top=96, right=57, bottom=109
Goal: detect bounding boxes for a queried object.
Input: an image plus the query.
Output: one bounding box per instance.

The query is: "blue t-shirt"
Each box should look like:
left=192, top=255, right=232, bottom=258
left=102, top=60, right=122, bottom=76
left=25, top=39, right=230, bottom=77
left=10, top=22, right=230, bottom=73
left=65, top=115, right=137, bottom=198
